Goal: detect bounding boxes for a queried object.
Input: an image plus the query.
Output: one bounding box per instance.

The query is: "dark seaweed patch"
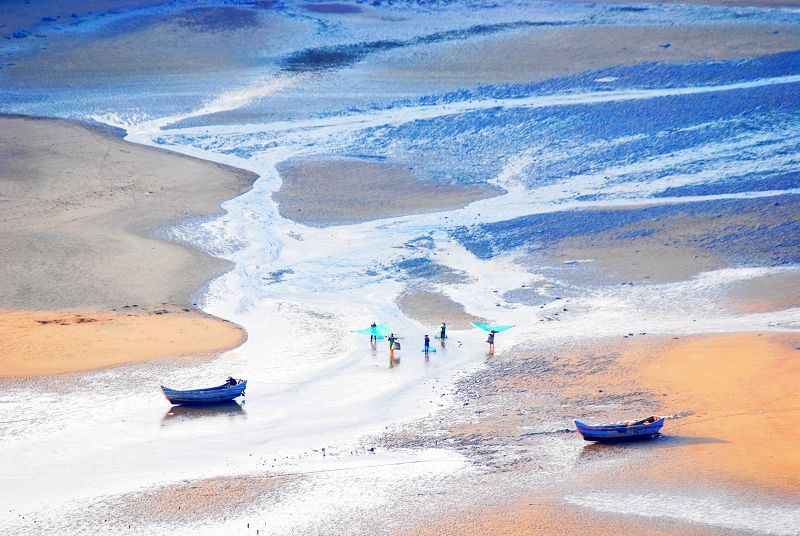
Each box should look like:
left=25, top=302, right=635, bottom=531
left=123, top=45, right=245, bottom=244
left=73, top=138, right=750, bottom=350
left=304, top=3, right=363, bottom=14
left=280, top=20, right=567, bottom=72
left=176, top=7, right=260, bottom=32
left=395, top=257, right=447, bottom=279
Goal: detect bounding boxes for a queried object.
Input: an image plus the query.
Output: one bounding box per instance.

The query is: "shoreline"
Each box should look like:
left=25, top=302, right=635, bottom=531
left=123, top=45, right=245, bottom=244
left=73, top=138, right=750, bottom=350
left=395, top=330, right=800, bottom=535
left=0, top=113, right=257, bottom=375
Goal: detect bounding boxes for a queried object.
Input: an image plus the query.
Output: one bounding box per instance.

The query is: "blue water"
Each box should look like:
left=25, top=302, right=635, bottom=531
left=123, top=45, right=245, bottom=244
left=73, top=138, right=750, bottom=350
left=1, top=1, right=798, bottom=299
left=451, top=195, right=800, bottom=266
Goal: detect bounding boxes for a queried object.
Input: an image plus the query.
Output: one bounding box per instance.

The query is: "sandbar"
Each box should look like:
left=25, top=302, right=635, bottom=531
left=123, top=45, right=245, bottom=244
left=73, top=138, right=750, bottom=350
left=274, top=157, right=496, bottom=227
left=0, top=115, right=256, bottom=375
left=366, top=23, right=800, bottom=88
left=0, top=115, right=256, bottom=310
left=396, top=289, right=486, bottom=331
left=0, top=306, right=244, bottom=377
left=544, top=198, right=800, bottom=284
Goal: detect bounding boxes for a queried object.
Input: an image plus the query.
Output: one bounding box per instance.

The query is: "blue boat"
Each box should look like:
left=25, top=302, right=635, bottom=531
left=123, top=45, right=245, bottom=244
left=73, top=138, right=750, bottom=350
left=161, top=378, right=247, bottom=405
left=575, top=416, right=665, bottom=442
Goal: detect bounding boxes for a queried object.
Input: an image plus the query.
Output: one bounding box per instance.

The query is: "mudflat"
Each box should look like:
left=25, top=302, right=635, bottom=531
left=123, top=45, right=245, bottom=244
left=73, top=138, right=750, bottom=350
left=274, top=157, right=496, bottom=227
left=365, top=23, right=800, bottom=88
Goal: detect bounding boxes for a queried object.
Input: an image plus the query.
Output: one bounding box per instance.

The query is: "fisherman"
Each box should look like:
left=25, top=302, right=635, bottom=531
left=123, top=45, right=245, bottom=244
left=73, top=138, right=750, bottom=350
left=487, top=330, right=496, bottom=354
left=388, top=332, right=398, bottom=357
left=424, top=334, right=430, bottom=353
left=369, top=322, right=378, bottom=343
left=440, top=322, right=446, bottom=339
left=225, top=376, right=237, bottom=387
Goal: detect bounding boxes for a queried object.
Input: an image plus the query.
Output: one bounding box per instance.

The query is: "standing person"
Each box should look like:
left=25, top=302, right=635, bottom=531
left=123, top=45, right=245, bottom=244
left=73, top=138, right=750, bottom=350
left=487, top=329, right=496, bottom=354
left=388, top=333, right=398, bottom=358
left=369, top=322, right=378, bottom=344
left=440, top=322, right=447, bottom=339
left=424, top=334, right=430, bottom=353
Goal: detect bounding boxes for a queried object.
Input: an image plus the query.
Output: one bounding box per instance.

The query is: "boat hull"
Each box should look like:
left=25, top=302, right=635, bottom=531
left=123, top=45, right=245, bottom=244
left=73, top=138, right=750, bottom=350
left=575, top=418, right=665, bottom=443
left=161, top=381, right=247, bottom=405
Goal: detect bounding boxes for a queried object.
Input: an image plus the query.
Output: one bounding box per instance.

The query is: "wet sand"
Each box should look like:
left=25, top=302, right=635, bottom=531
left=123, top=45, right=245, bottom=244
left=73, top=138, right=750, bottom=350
left=367, top=23, right=800, bottom=88
left=562, top=0, right=800, bottom=8
left=113, top=473, right=295, bottom=525
left=409, top=501, right=723, bottom=536
left=544, top=199, right=800, bottom=284
left=0, top=115, right=256, bottom=309
left=0, top=115, right=255, bottom=375
left=1, top=3, right=295, bottom=89
left=388, top=331, right=800, bottom=534
left=396, top=289, right=486, bottom=331
left=723, top=270, right=800, bottom=313
left=624, top=333, right=800, bottom=491
left=0, top=306, right=244, bottom=377
left=274, top=158, right=496, bottom=227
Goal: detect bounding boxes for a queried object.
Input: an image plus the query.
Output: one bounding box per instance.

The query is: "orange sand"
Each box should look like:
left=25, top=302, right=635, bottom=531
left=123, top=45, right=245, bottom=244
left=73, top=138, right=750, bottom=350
left=409, top=332, right=800, bottom=535
left=120, top=474, right=294, bottom=524
left=409, top=501, right=718, bottom=536
left=0, top=307, right=245, bottom=377
left=628, top=333, right=800, bottom=491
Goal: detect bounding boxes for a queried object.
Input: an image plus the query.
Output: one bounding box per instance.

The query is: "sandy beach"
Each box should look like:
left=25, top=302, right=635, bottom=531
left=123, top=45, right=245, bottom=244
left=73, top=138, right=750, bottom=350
left=0, top=306, right=244, bottom=377
left=389, top=331, right=800, bottom=534
left=0, top=114, right=255, bottom=374
left=627, top=333, right=800, bottom=491
left=410, top=501, right=724, bottom=536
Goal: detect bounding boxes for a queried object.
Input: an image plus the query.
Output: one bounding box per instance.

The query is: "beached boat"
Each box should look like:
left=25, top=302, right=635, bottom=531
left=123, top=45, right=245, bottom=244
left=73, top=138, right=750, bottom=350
left=575, top=416, right=665, bottom=442
left=161, top=379, right=247, bottom=405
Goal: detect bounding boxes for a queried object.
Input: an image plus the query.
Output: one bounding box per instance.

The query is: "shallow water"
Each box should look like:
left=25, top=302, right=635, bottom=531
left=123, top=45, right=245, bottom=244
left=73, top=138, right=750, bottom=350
left=1, top=1, right=799, bottom=533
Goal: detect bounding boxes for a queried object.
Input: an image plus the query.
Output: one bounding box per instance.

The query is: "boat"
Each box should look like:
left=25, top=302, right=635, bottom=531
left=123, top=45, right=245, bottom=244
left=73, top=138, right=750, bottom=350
left=161, top=378, right=247, bottom=405
left=574, top=416, right=665, bottom=442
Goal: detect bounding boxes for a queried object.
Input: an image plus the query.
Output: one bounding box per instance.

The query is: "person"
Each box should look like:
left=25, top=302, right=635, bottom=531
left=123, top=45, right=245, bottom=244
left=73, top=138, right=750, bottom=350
left=388, top=333, right=398, bottom=357
left=369, top=322, right=378, bottom=343
left=225, top=376, right=237, bottom=387
left=424, top=334, right=430, bottom=353
left=487, top=330, right=496, bottom=354
left=440, top=322, right=446, bottom=339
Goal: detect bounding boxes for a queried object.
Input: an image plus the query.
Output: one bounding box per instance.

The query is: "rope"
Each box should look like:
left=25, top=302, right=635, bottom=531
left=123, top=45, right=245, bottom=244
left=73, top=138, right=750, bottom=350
left=667, top=406, right=800, bottom=431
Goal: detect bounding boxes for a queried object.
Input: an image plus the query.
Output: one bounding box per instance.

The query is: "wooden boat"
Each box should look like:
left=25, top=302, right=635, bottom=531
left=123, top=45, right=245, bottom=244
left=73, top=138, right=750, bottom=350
left=161, top=379, right=247, bottom=405
left=575, top=416, right=665, bottom=442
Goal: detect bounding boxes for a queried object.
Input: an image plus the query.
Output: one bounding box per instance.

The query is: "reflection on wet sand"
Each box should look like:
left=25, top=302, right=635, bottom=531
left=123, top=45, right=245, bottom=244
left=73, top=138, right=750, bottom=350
left=162, top=401, right=246, bottom=424
left=577, top=434, right=728, bottom=461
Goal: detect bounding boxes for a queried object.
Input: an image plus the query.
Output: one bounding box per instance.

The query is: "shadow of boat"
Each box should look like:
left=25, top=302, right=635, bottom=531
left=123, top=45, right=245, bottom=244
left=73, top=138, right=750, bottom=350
left=162, top=400, right=246, bottom=425
left=577, top=434, right=728, bottom=461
